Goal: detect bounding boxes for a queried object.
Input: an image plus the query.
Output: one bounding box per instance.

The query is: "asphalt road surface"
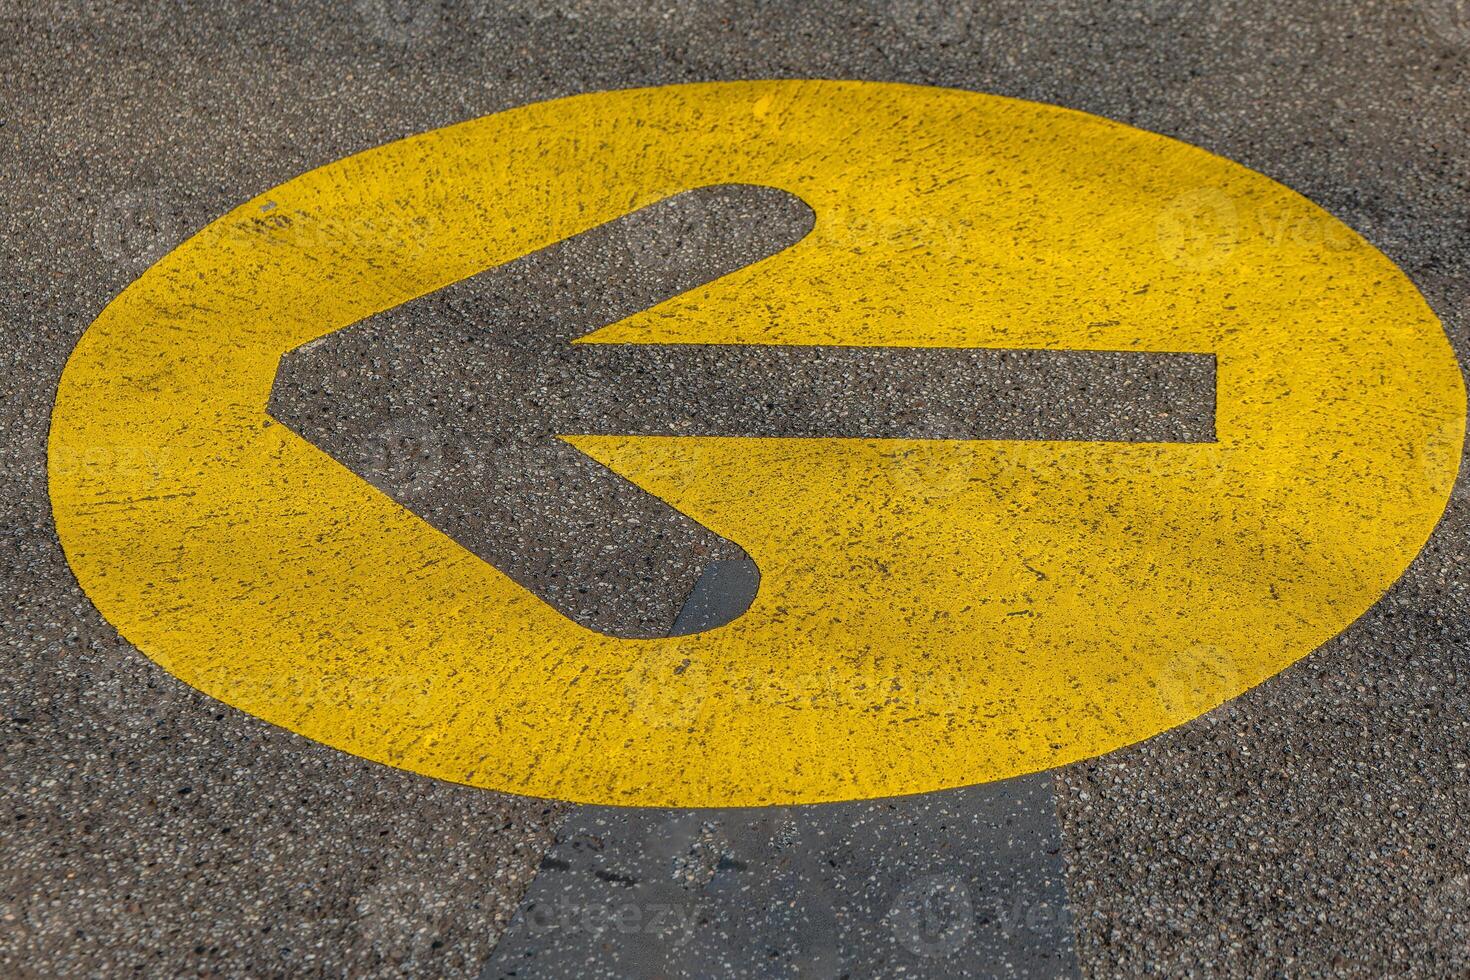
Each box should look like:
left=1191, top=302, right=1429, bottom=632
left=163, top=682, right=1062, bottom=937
left=3, top=1, right=1469, bottom=977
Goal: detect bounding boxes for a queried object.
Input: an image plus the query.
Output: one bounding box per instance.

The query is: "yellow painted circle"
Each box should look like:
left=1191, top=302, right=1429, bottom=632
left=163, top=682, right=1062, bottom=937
left=49, top=81, right=1465, bottom=806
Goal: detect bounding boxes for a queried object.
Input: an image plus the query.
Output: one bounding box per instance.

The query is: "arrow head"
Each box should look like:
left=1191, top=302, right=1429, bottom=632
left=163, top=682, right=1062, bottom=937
left=270, top=184, right=812, bottom=638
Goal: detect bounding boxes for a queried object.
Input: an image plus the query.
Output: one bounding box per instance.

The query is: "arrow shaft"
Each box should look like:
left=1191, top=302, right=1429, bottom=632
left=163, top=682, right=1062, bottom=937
left=552, top=344, right=1215, bottom=443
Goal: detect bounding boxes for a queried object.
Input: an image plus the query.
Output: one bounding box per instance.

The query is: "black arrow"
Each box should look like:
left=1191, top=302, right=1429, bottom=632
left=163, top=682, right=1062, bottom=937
left=269, top=184, right=1215, bottom=639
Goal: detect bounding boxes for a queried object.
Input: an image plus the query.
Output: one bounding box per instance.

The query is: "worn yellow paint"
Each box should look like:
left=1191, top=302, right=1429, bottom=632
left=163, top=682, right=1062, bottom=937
left=50, top=81, right=1464, bottom=806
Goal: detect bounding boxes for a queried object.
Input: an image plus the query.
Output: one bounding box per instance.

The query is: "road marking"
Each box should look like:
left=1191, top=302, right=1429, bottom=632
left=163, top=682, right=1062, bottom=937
left=49, top=80, right=1465, bottom=806
left=270, top=183, right=1214, bottom=638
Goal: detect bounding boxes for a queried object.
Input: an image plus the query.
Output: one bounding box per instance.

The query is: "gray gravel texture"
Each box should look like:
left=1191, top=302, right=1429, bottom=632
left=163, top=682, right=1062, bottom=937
left=0, top=0, right=1466, bottom=977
